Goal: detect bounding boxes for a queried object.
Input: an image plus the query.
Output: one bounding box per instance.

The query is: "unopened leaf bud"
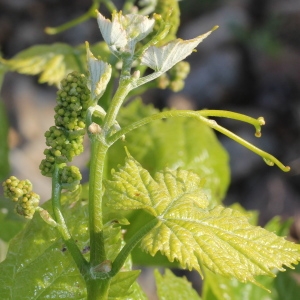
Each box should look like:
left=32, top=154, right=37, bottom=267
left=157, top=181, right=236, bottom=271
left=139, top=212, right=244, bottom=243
left=88, top=122, right=102, bottom=134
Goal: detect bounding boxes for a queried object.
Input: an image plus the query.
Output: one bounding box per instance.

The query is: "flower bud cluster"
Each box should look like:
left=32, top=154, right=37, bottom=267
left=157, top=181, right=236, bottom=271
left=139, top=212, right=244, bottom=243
left=141, top=0, right=180, bottom=47
left=60, top=165, right=82, bottom=191
left=2, top=176, right=32, bottom=202
left=39, top=72, right=90, bottom=177
left=2, top=176, right=40, bottom=219
left=157, top=61, right=190, bottom=92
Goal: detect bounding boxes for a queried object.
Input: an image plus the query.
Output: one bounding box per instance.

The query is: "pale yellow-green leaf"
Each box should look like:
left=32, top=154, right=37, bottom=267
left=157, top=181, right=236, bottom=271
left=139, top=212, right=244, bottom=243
left=140, top=27, right=217, bottom=73
left=86, top=43, right=112, bottom=103
left=39, top=54, right=66, bottom=85
left=105, top=156, right=300, bottom=287
left=105, top=156, right=208, bottom=216
left=97, top=11, right=155, bottom=55
left=155, top=269, right=201, bottom=300
left=1, top=43, right=78, bottom=86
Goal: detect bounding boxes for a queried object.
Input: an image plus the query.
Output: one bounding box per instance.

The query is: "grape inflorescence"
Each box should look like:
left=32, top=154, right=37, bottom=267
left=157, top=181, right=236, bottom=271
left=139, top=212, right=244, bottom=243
left=39, top=72, right=90, bottom=177
left=2, top=176, right=40, bottom=219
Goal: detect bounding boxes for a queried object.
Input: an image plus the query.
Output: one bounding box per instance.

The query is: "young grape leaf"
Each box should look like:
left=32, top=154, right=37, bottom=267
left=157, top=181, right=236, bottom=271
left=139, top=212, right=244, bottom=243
left=106, top=100, right=229, bottom=267
left=86, top=43, right=112, bottom=103
left=202, top=268, right=275, bottom=300
left=125, top=281, right=148, bottom=300
left=109, top=270, right=141, bottom=299
left=97, top=11, right=155, bottom=56
left=0, top=239, right=8, bottom=264
left=275, top=263, right=300, bottom=300
left=140, top=27, right=216, bottom=73
left=1, top=43, right=78, bottom=86
left=1, top=42, right=110, bottom=86
left=201, top=216, right=294, bottom=300
left=105, top=156, right=300, bottom=288
left=108, top=99, right=230, bottom=206
left=154, top=269, right=201, bottom=300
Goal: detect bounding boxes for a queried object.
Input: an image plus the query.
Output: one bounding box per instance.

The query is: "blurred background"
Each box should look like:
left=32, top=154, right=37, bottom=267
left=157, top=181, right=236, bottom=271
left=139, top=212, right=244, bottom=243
left=1, top=0, right=300, bottom=297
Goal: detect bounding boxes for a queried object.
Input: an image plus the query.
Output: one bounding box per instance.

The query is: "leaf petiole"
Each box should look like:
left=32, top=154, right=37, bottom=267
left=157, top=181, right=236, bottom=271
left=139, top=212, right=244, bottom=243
left=92, top=218, right=159, bottom=279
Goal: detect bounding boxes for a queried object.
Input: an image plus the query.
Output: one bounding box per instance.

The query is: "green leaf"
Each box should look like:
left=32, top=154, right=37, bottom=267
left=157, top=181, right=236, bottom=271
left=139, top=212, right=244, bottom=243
left=0, top=187, right=129, bottom=299
left=202, top=268, right=276, bottom=300
left=0, top=197, right=25, bottom=243
left=155, top=269, right=201, bottom=300
left=229, top=203, right=259, bottom=226
left=202, top=216, right=295, bottom=300
left=264, top=216, right=293, bottom=237
left=0, top=175, right=25, bottom=260
left=105, top=100, right=229, bottom=267
left=126, top=281, right=148, bottom=300
left=0, top=193, right=87, bottom=299
left=109, top=270, right=141, bottom=299
left=97, top=11, right=155, bottom=56
left=105, top=156, right=300, bottom=288
left=105, top=156, right=208, bottom=214
left=1, top=42, right=110, bottom=86
left=2, top=44, right=78, bottom=86
left=106, top=100, right=230, bottom=267
left=0, top=239, right=8, bottom=263
left=108, top=99, right=230, bottom=206
left=275, top=263, right=300, bottom=300
left=141, top=28, right=216, bottom=73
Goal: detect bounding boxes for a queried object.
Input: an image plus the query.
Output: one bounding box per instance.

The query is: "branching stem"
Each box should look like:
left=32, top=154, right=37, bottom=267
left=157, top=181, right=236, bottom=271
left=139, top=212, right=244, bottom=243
left=92, top=218, right=159, bottom=279
left=45, top=0, right=102, bottom=35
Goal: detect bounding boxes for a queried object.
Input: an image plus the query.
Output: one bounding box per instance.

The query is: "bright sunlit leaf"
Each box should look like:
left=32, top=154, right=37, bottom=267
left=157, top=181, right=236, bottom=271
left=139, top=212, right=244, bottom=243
left=105, top=156, right=300, bottom=288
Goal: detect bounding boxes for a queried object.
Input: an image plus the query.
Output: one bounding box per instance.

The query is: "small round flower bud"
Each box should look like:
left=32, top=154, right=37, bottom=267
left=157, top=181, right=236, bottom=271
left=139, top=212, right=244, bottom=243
left=2, top=176, right=32, bottom=202
left=15, top=191, right=40, bottom=219
left=60, top=165, right=82, bottom=191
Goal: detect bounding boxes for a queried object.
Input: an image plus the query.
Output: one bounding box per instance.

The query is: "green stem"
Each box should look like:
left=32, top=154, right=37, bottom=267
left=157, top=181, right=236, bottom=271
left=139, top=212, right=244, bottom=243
left=93, top=218, right=159, bottom=279
left=107, top=109, right=290, bottom=172
left=89, top=137, right=109, bottom=266
left=197, top=116, right=290, bottom=172
left=86, top=278, right=111, bottom=300
left=199, top=110, right=265, bottom=137
left=103, top=0, right=118, bottom=12
left=51, top=164, right=88, bottom=273
left=102, top=79, right=132, bottom=132
left=86, top=65, right=135, bottom=299
left=107, top=110, right=230, bottom=144
left=110, top=218, right=158, bottom=276
left=44, top=0, right=101, bottom=35
left=123, top=0, right=135, bottom=13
